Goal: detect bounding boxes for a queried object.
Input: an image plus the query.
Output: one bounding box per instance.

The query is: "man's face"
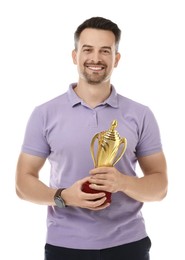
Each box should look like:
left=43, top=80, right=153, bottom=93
left=72, top=28, right=120, bottom=85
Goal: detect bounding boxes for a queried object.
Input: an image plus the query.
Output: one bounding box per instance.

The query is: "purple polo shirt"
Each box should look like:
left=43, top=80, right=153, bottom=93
left=21, top=83, right=162, bottom=249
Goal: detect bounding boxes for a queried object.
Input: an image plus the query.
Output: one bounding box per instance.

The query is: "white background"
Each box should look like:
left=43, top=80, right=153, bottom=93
left=0, top=0, right=185, bottom=259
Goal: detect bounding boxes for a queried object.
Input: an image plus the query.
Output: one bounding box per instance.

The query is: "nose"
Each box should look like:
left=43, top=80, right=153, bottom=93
left=90, top=51, right=102, bottom=63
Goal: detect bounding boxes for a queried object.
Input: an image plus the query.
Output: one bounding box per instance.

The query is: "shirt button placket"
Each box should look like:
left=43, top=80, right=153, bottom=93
left=92, top=110, right=98, bottom=127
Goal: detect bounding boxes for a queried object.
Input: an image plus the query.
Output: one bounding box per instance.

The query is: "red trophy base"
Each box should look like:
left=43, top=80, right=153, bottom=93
left=82, top=181, right=111, bottom=204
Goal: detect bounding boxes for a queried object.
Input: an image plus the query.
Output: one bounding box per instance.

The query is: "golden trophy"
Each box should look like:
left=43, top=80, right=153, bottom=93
left=82, top=120, right=127, bottom=204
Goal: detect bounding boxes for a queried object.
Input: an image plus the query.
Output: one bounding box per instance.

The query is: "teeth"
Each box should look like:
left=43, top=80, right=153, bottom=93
left=88, top=66, right=103, bottom=71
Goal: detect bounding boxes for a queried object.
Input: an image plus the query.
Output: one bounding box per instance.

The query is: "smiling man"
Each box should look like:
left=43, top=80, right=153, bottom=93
left=73, top=28, right=120, bottom=86
left=16, top=17, right=168, bottom=260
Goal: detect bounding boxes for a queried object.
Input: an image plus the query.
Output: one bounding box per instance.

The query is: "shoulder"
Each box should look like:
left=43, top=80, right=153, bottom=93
left=34, top=83, right=77, bottom=113
left=117, top=93, right=151, bottom=115
left=32, top=91, right=70, bottom=118
left=38, top=92, right=68, bottom=109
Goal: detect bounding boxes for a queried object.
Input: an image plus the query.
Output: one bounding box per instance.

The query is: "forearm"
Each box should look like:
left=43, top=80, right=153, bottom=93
left=89, top=154, right=168, bottom=203
left=121, top=172, right=168, bottom=202
left=16, top=153, right=57, bottom=206
left=16, top=173, right=56, bottom=206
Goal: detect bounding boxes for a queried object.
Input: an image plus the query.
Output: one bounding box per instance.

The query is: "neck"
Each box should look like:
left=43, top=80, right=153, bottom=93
left=74, top=81, right=111, bottom=108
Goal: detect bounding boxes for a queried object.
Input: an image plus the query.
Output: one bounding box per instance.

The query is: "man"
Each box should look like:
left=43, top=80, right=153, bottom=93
left=16, top=17, right=168, bottom=260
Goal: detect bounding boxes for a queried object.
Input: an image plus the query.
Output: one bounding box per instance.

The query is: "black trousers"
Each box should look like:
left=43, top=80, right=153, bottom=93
left=44, top=236, right=151, bottom=260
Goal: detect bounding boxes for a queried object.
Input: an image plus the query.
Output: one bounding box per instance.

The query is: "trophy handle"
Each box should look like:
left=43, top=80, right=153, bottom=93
left=90, top=133, right=99, bottom=167
left=112, top=137, right=127, bottom=166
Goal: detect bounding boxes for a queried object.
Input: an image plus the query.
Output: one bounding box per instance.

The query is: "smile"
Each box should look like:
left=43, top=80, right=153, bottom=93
left=86, top=65, right=105, bottom=71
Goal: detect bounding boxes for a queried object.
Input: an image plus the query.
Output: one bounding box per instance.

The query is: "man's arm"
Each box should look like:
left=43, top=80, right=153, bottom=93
left=124, top=151, right=168, bottom=202
left=15, top=152, right=110, bottom=209
left=89, top=151, right=168, bottom=202
left=15, top=152, right=56, bottom=205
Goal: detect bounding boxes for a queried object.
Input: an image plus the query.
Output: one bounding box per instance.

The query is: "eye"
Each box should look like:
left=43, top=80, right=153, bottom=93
left=101, top=49, right=111, bottom=55
left=83, top=48, right=92, bottom=53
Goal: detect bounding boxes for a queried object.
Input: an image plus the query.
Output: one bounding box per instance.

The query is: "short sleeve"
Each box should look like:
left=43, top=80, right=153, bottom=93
left=21, top=107, right=50, bottom=158
left=136, top=107, right=162, bottom=157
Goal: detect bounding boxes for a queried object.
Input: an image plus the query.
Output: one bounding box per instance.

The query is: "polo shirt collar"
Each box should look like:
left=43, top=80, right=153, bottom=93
left=67, top=83, right=118, bottom=108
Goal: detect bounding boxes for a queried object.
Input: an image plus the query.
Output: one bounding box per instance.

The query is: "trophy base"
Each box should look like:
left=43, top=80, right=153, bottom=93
left=82, top=181, right=111, bottom=204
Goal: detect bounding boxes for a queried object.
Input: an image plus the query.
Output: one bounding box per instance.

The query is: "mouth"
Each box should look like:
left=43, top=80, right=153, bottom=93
left=85, top=63, right=106, bottom=71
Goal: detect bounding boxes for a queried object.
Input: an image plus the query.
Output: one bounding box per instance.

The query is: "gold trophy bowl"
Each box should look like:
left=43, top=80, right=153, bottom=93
left=82, top=120, right=127, bottom=204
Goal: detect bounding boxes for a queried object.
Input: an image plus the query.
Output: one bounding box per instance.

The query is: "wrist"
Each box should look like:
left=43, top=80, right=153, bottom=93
left=54, top=188, right=67, bottom=208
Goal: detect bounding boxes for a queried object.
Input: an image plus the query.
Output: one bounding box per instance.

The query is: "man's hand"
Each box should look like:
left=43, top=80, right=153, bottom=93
left=61, top=177, right=110, bottom=210
left=88, top=167, right=123, bottom=193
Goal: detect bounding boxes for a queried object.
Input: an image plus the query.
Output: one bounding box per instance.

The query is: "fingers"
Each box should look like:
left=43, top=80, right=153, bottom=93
left=82, top=190, right=106, bottom=200
left=88, top=173, right=110, bottom=190
left=66, top=176, right=111, bottom=210
left=90, top=167, right=111, bottom=175
left=87, top=202, right=110, bottom=211
left=80, top=183, right=110, bottom=210
left=88, top=167, right=122, bottom=194
left=88, top=182, right=107, bottom=190
left=81, top=193, right=110, bottom=210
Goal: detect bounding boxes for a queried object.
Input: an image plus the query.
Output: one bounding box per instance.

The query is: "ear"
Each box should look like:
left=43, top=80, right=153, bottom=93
left=72, top=49, right=77, bottom=64
left=114, top=52, right=121, bottom=68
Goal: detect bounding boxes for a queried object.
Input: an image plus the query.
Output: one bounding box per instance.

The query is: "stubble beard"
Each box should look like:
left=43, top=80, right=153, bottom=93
left=82, top=69, right=109, bottom=85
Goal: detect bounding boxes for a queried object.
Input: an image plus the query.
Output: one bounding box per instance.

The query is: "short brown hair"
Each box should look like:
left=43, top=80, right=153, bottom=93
left=74, top=16, right=121, bottom=51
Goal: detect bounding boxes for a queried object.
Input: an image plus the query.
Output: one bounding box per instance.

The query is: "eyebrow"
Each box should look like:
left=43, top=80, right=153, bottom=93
left=82, top=44, right=112, bottom=50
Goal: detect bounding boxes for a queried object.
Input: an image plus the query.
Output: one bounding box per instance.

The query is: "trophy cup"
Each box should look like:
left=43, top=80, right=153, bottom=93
left=82, top=120, right=127, bottom=204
